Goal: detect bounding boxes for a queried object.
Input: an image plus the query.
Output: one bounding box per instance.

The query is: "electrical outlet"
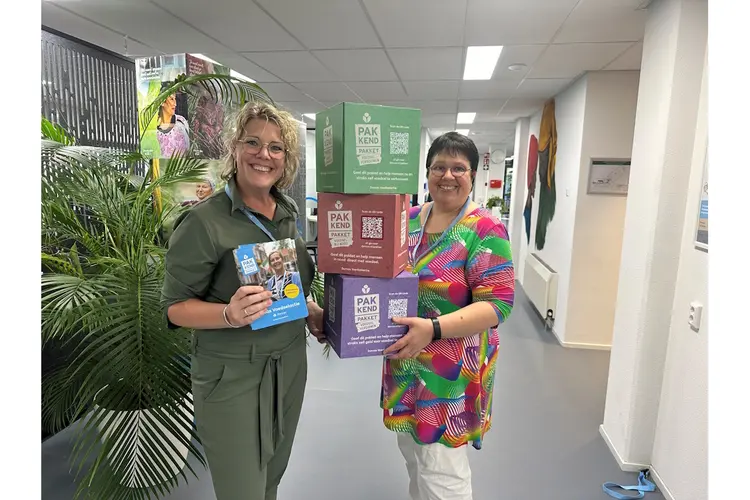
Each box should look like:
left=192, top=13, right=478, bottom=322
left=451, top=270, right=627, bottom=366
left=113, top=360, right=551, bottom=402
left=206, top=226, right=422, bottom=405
left=688, top=301, right=703, bottom=331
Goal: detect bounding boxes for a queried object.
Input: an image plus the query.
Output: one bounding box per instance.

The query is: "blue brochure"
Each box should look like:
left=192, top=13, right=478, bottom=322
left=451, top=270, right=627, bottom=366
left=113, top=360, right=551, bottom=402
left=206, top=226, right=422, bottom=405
left=232, top=238, right=309, bottom=330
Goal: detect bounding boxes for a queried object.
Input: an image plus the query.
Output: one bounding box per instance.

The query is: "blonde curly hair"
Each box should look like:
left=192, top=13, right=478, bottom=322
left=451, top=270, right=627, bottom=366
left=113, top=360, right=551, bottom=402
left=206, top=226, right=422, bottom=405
left=221, top=102, right=300, bottom=190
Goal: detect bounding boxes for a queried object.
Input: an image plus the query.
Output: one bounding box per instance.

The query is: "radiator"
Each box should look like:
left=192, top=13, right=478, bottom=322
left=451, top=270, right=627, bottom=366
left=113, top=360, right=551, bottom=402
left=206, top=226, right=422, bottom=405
left=523, top=253, right=558, bottom=320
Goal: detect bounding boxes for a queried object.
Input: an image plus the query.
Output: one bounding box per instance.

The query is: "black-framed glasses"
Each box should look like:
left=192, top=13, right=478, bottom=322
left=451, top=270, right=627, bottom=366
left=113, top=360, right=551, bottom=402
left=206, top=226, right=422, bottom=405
left=239, top=136, right=287, bottom=159
left=428, top=164, right=470, bottom=177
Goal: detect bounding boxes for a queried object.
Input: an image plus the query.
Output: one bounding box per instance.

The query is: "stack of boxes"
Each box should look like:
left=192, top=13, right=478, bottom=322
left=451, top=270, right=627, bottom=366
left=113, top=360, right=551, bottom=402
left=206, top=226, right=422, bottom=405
left=314, top=103, right=422, bottom=359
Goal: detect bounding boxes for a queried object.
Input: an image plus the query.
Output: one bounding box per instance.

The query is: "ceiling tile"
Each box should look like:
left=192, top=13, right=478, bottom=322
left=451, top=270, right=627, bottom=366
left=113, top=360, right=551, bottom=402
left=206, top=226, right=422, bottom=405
left=363, top=0, right=467, bottom=48
left=528, top=42, right=633, bottom=78
left=554, top=1, right=647, bottom=43
left=257, top=82, right=310, bottom=102
left=387, top=48, right=463, bottom=81
left=42, top=3, right=160, bottom=57
left=153, top=0, right=302, bottom=52
left=493, top=45, right=547, bottom=80
left=207, top=53, right=281, bottom=82
left=603, top=42, right=643, bottom=70
left=403, top=81, right=459, bottom=100
left=345, top=81, right=407, bottom=101
left=242, top=51, right=335, bottom=82
left=256, top=0, right=381, bottom=49
left=380, top=100, right=457, bottom=115
left=62, top=0, right=229, bottom=54
left=459, top=81, right=518, bottom=100
left=290, top=82, right=360, bottom=102
left=311, top=49, right=397, bottom=81
left=458, top=100, right=508, bottom=113
left=513, top=78, right=572, bottom=98
left=465, top=0, right=579, bottom=46
left=500, top=97, right=547, bottom=115
left=422, top=114, right=457, bottom=128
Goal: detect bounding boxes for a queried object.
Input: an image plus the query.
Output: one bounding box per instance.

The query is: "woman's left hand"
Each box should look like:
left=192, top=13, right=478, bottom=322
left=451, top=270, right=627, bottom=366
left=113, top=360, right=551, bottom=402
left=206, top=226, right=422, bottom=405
left=306, top=301, right=326, bottom=343
left=383, top=317, right=434, bottom=359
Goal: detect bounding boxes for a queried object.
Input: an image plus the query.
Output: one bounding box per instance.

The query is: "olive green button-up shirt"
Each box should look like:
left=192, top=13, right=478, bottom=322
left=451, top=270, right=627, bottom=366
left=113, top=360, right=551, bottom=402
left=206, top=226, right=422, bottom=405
left=161, top=177, right=315, bottom=354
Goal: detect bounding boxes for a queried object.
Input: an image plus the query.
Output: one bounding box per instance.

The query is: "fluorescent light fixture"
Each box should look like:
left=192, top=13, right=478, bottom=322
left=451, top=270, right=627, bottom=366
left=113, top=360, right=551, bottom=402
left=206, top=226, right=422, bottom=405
left=304, top=113, right=316, bottom=120
left=463, top=46, right=504, bottom=80
left=230, top=69, right=256, bottom=83
left=457, top=112, right=476, bottom=124
left=191, top=53, right=220, bottom=65
left=455, top=129, right=470, bottom=136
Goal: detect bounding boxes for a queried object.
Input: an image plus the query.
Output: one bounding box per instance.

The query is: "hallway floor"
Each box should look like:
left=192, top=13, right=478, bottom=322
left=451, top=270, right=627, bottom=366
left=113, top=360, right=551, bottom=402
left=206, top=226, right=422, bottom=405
left=42, top=285, right=664, bottom=500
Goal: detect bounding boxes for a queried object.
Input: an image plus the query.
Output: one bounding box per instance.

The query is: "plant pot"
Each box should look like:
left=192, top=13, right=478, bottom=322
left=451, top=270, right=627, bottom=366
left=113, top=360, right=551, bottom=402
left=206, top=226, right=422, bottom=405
left=93, top=384, right=194, bottom=488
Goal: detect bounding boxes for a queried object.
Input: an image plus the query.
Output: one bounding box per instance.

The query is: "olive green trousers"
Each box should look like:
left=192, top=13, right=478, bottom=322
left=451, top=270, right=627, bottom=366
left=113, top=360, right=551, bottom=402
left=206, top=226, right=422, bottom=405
left=191, top=333, right=307, bottom=500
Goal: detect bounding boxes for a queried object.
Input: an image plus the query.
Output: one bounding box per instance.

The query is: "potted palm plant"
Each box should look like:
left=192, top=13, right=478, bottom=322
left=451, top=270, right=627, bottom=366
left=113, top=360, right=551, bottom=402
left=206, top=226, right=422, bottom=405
left=41, top=74, right=277, bottom=499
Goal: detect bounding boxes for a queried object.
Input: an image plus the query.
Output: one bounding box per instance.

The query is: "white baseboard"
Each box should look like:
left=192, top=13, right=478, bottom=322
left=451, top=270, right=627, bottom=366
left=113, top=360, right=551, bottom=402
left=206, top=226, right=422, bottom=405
left=598, top=425, right=650, bottom=471
left=551, top=328, right=612, bottom=351
left=598, top=426, right=677, bottom=499
left=650, top=467, right=676, bottom=500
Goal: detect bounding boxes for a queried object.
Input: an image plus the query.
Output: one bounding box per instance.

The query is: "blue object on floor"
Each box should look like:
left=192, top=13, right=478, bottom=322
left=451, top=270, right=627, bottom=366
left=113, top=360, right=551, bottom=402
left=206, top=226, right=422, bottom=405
left=603, top=470, right=657, bottom=499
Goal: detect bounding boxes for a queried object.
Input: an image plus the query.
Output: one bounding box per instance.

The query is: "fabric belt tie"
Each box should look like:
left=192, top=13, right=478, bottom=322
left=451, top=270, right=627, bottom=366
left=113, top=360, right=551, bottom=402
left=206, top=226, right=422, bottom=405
left=251, top=341, right=297, bottom=468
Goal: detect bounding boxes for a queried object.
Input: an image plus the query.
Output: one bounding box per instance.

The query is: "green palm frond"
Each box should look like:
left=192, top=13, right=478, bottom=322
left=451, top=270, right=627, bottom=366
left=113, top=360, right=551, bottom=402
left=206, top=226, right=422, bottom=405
left=309, top=271, right=332, bottom=358
left=139, top=73, right=274, bottom=137
left=42, top=117, right=75, bottom=145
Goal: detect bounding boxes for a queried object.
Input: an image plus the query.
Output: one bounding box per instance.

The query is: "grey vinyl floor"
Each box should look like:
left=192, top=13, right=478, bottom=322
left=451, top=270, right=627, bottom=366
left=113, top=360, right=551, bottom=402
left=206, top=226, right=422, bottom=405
left=42, top=284, right=664, bottom=500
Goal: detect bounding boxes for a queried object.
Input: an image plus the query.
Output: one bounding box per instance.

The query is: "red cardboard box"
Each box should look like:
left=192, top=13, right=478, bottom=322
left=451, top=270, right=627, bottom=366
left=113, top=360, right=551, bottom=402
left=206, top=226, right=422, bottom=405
left=317, top=193, right=410, bottom=278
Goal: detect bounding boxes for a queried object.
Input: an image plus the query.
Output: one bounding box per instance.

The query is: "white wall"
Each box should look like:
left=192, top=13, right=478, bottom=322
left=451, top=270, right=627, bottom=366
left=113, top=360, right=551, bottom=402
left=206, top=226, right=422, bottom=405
left=509, top=117, right=530, bottom=279
left=565, top=71, right=640, bottom=347
left=650, top=48, right=708, bottom=500
left=484, top=145, right=506, bottom=204
left=515, top=110, right=542, bottom=285
left=602, top=0, right=707, bottom=470
left=525, top=77, right=588, bottom=341
left=418, top=128, right=432, bottom=204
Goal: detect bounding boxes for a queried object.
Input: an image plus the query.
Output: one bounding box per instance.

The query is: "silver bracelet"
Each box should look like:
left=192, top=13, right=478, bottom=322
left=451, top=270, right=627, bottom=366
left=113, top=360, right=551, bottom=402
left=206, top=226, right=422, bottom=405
left=222, top=305, right=241, bottom=328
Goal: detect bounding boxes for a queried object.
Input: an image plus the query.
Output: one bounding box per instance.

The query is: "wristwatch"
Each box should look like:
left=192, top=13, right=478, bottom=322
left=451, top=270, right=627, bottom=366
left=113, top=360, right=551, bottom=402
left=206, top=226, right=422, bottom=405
left=431, top=317, right=442, bottom=341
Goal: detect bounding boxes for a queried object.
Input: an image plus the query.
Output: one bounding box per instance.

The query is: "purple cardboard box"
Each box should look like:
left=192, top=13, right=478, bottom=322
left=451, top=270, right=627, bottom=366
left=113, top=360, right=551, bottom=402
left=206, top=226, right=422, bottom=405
left=324, top=271, right=419, bottom=359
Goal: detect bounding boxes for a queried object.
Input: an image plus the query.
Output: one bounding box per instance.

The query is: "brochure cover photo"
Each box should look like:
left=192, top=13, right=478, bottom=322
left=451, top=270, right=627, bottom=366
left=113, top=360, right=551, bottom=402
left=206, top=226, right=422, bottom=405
left=233, top=238, right=308, bottom=330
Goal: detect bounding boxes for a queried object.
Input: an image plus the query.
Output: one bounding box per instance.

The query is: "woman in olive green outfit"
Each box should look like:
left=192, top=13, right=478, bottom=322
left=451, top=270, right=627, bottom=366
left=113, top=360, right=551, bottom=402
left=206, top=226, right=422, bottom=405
left=162, top=102, right=325, bottom=500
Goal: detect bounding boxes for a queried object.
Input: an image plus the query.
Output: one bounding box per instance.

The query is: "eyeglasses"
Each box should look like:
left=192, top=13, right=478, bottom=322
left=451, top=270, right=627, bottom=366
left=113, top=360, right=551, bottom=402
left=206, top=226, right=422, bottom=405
left=239, top=136, right=287, bottom=159
left=428, top=164, right=470, bottom=177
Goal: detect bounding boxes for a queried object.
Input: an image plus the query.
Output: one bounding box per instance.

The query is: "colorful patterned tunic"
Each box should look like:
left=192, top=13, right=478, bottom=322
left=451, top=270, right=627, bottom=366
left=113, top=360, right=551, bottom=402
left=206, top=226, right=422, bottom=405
left=380, top=204, right=515, bottom=450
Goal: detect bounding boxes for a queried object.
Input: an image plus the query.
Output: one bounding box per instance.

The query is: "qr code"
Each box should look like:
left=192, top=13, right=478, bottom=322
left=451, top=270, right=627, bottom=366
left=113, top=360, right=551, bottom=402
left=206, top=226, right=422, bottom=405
left=390, top=132, right=409, bottom=155
left=388, top=299, right=408, bottom=320
left=361, top=216, right=384, bottom=240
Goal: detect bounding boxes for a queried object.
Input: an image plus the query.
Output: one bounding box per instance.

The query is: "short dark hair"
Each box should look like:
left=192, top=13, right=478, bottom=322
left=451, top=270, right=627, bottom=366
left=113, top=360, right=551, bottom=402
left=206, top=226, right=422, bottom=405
left=426, top=132, right=480, bottom=173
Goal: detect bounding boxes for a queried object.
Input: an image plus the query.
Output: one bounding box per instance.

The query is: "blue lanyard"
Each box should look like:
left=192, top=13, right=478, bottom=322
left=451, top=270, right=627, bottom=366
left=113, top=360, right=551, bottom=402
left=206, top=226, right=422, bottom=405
left=225, top=184, right=275, bottom=242
left=409, top=197, right=471, bottom=268
left=602, top=470, right=656, bottom=499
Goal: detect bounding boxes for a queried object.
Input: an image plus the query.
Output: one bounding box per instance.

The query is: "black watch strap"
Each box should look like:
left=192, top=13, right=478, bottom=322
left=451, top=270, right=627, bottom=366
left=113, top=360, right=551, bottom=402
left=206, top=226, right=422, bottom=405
left=431, top=317, right=442, bottom=341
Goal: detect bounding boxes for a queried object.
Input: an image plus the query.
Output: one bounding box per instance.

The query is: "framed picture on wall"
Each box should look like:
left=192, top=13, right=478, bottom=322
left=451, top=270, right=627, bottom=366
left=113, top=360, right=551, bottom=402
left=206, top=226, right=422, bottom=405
left=695, top=147, right=708, bottom=251
left=587, top=158, right=631, bottom=195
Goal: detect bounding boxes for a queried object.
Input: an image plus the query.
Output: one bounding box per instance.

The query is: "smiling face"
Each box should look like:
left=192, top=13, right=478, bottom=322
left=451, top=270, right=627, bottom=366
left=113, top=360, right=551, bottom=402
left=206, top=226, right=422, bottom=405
left=162, top=95, right=176, bottom=115
left=427, top=151, right=475, bottom=212
left=233, top=118, right=286, bottom=194
left=269, top=251, right=285, bottom=273
left=195, top=181, right=213, bottom=200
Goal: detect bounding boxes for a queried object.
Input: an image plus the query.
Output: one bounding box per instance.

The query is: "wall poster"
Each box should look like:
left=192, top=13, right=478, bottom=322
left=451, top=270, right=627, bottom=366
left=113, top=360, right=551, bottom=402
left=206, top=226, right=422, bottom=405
left=695, top=148, right=708, bottom=250
left=587, top=158, right=631, bottom=195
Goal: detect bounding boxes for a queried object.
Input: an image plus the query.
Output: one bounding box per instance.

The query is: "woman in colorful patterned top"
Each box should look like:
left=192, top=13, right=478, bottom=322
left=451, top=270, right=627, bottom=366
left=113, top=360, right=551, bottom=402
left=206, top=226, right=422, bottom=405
left=382, top=132, right=515, bottom=500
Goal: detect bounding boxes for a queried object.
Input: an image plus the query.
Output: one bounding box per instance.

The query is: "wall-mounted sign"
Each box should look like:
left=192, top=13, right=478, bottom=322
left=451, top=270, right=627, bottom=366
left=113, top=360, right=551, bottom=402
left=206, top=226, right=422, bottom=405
left=695, top=147, right=708, bottom=251
left=587, top=158, right=631, bottom=195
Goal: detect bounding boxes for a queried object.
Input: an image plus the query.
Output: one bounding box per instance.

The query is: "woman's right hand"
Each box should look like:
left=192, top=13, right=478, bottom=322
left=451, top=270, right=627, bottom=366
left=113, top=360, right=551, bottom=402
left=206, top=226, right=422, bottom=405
left=225, top=286, right=273, bottom=327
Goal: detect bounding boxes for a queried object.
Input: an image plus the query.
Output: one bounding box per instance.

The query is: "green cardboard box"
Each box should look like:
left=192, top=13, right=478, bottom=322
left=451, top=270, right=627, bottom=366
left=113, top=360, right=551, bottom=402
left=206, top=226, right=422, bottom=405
left=316, top=102, right=422, bottom=194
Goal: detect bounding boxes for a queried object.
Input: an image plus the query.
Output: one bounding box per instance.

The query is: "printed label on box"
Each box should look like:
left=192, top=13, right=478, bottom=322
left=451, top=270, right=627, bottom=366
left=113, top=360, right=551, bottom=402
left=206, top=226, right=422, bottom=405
left=355, top=114, right=381, bottom=166
left=354, top=285, right=380, bottom=333
left=323, top=116, right=334, bottom=167
left=327, top=285, right=336, bottom=323
left=328, top=201, right=353, bottom=248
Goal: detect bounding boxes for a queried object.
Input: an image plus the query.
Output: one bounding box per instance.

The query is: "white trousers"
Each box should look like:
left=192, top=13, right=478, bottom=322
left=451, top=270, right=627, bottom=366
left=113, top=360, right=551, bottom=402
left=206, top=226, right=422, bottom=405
left=396, top=432, right=473, bottom=500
